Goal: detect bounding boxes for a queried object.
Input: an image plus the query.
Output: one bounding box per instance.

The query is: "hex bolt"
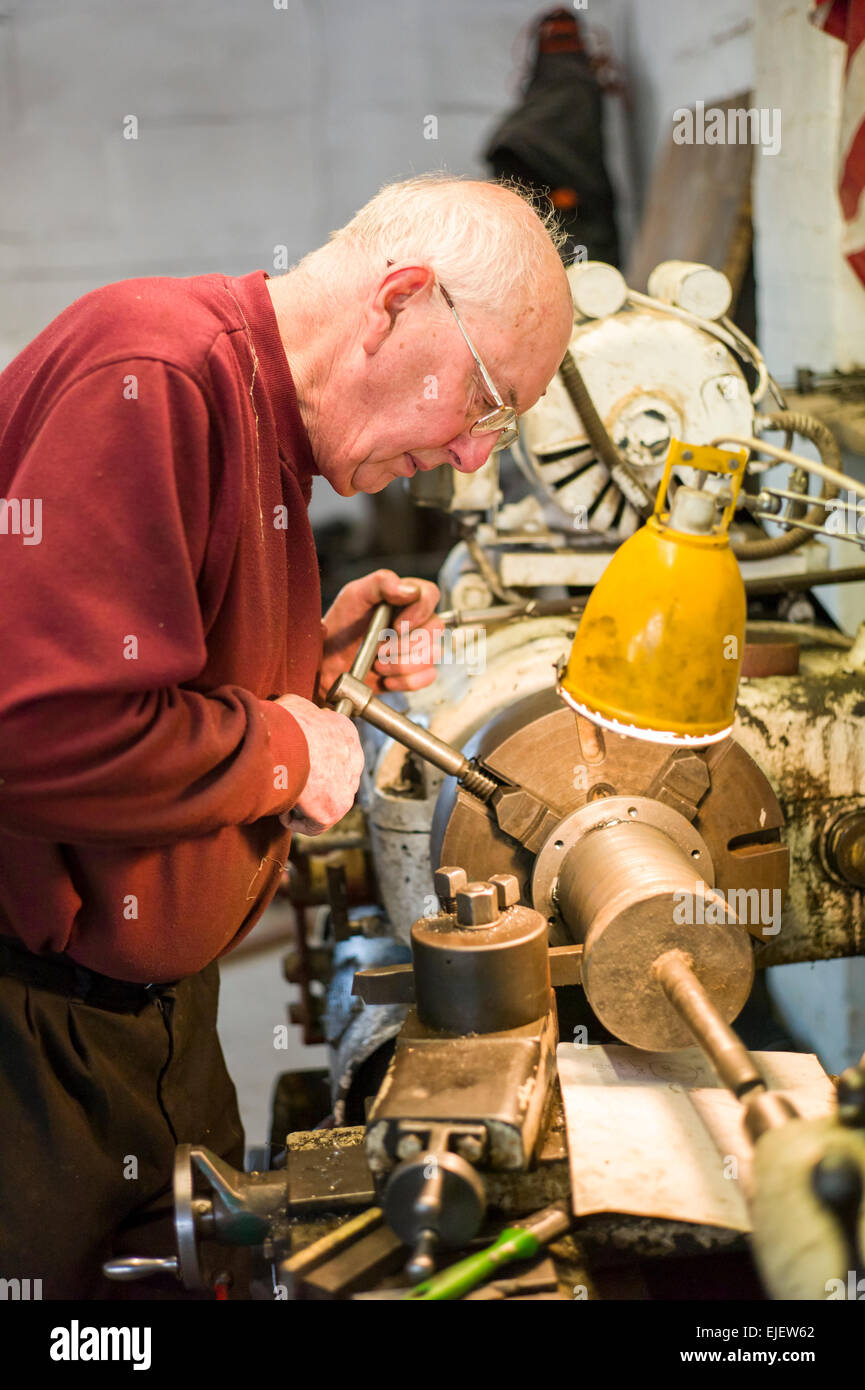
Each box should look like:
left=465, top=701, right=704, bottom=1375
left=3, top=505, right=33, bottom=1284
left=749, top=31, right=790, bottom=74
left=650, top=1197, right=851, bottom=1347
left=456, top=882, right=499, bottom=927
left=434, top=865, right=468, bottom=909
left=455, top=1134, right=484, bottom=1164
left=489, top=873, right=520, bottom=909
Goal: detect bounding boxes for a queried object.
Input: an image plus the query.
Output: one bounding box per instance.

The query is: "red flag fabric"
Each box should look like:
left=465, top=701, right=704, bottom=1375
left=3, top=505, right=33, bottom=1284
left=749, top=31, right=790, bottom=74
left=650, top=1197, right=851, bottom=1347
left=812, top=0, right=865, bottom=285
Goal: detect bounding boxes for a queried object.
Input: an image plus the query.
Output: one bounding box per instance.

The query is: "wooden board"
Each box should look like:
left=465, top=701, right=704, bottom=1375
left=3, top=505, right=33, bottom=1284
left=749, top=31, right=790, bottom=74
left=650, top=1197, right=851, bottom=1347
left=627, top=93, right=754, bottom=298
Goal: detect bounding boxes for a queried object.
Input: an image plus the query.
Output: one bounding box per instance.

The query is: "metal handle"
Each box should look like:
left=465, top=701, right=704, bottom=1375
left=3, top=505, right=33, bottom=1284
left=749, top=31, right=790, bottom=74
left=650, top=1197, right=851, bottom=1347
left=653, top=948, right=764, bottom=1098
left=328, top=672, right=498, bottom=799
left=103, top=1255, right=180, bottom=1282
left=331, top=602, right=395, bottom=717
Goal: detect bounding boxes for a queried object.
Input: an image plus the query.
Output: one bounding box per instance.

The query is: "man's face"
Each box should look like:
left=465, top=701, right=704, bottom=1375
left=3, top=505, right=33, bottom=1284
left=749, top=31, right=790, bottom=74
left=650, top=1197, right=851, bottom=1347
left=323, top=266, right=574, bottom=496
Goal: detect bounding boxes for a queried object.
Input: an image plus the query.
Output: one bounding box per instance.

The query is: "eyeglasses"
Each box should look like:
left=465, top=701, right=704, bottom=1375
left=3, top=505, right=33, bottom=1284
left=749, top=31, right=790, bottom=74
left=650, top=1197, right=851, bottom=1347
left=439, top=284, right=519, bottom=453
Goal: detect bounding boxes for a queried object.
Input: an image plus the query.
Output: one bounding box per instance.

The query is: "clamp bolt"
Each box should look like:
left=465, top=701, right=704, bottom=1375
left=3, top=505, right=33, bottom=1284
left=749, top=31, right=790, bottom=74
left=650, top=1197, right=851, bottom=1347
left=489, top=873, right=520, bottom=909
left=456, top=882, right=498, bottom=927
left=434, top=865, right=468, bottom=908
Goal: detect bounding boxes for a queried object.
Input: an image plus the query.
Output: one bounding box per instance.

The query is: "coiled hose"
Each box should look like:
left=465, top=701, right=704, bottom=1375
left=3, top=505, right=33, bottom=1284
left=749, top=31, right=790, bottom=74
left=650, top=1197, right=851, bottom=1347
left=733, top=412, right=841, bottom=560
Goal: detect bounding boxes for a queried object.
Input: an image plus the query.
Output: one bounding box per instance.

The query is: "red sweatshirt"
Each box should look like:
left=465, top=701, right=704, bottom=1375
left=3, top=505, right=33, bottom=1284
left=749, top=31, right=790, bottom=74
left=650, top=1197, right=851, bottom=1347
left=0, top=270, right=322, bottom=981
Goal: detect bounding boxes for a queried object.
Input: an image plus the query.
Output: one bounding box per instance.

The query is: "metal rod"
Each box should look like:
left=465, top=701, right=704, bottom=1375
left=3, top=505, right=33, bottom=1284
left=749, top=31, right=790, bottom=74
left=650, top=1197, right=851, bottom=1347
left=745, top=566, right=865, bottom=594
left=332, top=602, right=395, bottom=717
left=710, top=434, right=865, bottom=502
left=437, top=598, right=586, bottom=628
left=652, top=949, right=766, bottom=1098
left=328, top=672, right=497, bottom=799
left=756, top=485, right=864, bottom=513
left=752, top=512, right=865, bottom=548
left=653, top=950, right=800, bottom=1141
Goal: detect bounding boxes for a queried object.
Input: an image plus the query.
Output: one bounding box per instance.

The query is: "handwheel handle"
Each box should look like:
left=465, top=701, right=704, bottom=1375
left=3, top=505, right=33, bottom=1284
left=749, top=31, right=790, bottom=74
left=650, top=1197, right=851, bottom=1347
left=330, top=602, right=395, bottom=716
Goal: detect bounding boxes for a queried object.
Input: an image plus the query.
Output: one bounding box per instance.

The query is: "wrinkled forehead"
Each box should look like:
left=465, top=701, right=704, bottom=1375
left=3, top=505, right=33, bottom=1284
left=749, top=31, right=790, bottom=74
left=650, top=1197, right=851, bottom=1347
left=480, top=297, right=573, bottom=414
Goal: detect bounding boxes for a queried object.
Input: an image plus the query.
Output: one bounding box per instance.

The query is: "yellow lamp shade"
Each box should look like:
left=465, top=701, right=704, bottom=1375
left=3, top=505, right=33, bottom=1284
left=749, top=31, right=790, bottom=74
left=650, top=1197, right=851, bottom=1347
left=559, top=441, right=749, bottom=746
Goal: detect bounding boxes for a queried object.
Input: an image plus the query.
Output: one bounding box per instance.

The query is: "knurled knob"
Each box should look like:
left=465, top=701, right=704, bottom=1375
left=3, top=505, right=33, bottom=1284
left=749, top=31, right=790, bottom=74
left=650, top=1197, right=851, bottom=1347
left=456, top=882, right=499, bottom=927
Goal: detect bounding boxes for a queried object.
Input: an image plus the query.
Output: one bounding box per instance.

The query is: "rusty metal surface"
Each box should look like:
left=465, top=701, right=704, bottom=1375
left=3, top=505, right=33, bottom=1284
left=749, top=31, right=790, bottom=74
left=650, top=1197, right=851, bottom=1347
left=741, top=635, right=801, bottom=678
left=285, top=1140, right=375, bottom=1214
left=734, top=628, right=865, bottom=964
left=366, top=1005, right=558, bottom=1173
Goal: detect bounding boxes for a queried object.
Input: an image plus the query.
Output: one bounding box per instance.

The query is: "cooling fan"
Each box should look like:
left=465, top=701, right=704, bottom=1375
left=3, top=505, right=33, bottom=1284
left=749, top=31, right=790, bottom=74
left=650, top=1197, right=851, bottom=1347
left=512, top=263, right=758, bottom=540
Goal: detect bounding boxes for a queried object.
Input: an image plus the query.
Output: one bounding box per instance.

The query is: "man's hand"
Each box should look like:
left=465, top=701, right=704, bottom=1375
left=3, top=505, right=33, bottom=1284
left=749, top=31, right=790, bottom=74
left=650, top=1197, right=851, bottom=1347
left=275, top=694, right=364, bottom=836
left=318, top=568, right=443, bottom=702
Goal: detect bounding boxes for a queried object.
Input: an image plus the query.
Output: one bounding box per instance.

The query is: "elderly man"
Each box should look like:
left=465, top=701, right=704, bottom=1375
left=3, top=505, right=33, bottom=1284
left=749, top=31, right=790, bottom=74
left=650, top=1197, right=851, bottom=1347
left=0, top=174, right=573, bottom=1297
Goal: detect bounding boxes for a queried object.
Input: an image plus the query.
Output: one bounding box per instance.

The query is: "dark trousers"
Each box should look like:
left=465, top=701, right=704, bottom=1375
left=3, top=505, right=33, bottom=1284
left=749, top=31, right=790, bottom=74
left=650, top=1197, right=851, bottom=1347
left=0, top=949, right=245, bottom=1300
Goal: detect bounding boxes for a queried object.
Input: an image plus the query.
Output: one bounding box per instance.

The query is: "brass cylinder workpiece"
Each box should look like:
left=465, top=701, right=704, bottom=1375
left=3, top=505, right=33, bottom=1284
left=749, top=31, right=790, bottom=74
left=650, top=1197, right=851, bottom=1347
left=411, top=886, right=551, bottom=1034
left=553, top=803, right=754, bottom=1050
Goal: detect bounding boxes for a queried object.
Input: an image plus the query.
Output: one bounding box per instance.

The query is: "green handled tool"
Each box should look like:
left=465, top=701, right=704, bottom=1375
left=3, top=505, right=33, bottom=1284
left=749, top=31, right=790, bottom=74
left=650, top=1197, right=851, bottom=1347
left=402, top=1200, right=571, bottom=1301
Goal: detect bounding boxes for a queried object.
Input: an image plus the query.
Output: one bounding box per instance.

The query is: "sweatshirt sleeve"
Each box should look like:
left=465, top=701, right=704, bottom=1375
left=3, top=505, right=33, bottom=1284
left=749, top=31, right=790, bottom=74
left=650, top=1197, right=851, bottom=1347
left=0, top=359, right=310, bottom=845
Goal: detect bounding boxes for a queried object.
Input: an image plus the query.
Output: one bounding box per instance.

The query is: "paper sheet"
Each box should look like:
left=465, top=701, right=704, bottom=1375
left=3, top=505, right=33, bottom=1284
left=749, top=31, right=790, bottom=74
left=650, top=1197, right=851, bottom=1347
left=556, top=1043, right=836, bottom=1231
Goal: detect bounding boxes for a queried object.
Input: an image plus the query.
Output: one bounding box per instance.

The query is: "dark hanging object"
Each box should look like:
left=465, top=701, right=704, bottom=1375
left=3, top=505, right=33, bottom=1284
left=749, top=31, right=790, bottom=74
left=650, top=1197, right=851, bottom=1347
left=485, top=8, right=620, bottom=266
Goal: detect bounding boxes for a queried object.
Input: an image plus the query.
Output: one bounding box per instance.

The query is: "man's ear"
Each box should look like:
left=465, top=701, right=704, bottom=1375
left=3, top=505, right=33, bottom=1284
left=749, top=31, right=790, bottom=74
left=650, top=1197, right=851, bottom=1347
left=362, top=265, right=435, bottom=356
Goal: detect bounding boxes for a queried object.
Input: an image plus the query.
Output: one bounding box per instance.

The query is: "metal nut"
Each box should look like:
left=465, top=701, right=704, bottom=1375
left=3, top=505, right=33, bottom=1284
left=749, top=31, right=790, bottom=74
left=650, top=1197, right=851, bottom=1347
left=456, top=882, right=498, bottom=927
left=396, top=1133, right=424, bottom=1160
left=434, top=865, right=468, bottom=904
left=455, top=1135, right=484, bottom=1164
left=489, top=873, right=520, bottom=909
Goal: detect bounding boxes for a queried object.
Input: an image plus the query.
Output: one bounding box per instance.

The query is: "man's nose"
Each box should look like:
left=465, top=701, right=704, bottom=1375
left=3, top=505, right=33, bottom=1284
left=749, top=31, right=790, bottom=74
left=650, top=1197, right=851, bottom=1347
left=450, top=432, right=498, bottom=473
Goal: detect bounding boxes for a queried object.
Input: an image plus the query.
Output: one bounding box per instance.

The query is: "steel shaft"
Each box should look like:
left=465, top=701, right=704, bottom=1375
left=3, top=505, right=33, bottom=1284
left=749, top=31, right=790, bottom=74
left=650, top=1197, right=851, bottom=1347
left=652, top=948, right=799, bottom=1138
left=332, top=602, right=394, bottom=717
left=652, top=948, right=764, bottom=1096
left=329, top=672, right=498, bottom=798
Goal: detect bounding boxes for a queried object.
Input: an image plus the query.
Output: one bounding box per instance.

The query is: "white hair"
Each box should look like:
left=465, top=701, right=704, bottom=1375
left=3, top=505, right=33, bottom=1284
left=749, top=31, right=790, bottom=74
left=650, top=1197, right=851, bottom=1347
left=324, top=173, right=567, bottom=318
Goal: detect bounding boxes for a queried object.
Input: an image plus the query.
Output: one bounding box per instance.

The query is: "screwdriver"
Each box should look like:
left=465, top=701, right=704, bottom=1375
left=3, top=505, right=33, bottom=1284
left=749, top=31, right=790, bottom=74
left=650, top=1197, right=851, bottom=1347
left=402, top=1199, right=572, bottom=1301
